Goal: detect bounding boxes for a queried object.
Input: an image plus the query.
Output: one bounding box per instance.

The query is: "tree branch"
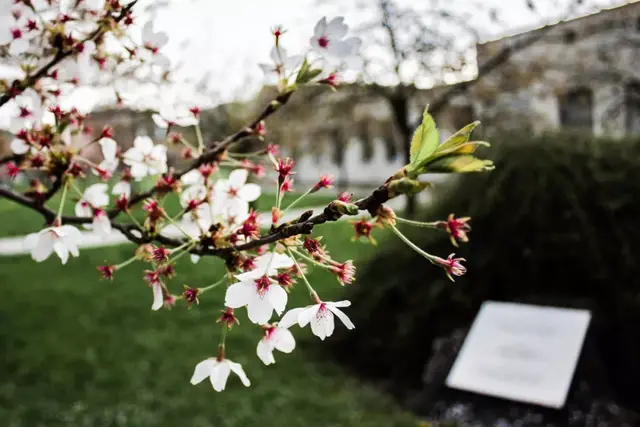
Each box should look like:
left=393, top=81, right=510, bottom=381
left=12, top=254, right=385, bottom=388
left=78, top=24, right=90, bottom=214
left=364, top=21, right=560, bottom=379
left=118, top=90, right=295, bottom=215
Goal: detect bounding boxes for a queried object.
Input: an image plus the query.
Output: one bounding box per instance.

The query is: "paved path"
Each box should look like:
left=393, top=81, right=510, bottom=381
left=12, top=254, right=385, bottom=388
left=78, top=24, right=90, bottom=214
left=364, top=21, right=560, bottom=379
left=0, top=196, right=415, bottom=257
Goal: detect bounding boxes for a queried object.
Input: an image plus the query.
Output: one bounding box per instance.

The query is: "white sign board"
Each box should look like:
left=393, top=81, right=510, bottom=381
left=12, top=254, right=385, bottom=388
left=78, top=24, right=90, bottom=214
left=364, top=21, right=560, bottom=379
left=446, top=301, right=591, bottom=409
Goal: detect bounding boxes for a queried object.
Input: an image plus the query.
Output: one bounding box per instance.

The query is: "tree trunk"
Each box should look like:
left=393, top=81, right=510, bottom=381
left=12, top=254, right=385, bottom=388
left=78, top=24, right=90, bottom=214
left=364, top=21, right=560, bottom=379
left=389, top=88, right=417, bottom=217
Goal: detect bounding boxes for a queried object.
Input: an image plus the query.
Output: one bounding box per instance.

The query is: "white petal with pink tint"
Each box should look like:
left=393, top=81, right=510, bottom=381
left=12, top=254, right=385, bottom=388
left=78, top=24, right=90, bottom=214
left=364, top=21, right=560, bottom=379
left=151, top=283, right=163, bottom=311
left=190, top=358, right=250, bottom=392
left=278, top=300, right=354, bottom=340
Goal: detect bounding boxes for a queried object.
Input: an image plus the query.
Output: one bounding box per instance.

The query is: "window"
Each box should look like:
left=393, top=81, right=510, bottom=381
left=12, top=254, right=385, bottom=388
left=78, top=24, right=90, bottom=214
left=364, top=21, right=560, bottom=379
left=626, top=82, right=640, bottom=134
left=559, top=87, right=593, bottom=132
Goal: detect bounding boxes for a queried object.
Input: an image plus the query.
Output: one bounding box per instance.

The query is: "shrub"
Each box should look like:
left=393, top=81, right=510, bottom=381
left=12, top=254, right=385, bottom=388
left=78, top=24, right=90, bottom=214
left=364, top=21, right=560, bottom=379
left=330, top=131, right=640, bottom=412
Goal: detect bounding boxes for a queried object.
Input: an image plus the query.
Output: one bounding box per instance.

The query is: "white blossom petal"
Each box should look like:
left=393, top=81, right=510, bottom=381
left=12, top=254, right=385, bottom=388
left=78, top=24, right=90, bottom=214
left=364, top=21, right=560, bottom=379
left=129, top=162, right=148, bottom=181
left=278, top=307, right=305, bottom=329
left=190, top=359, right=215, bottom=385
left=133, top=135, right=154, bottom=154
left=273, top=328, right=296, bottom=353
left=28, top=233, right=53, bottom=262
left=52, top=240, right=70, bottom=265
left=151, top=283, right=163, bottom=311
left=267, top=285, right=287, bottom=316
left=112, top=181, right=131, bottom=197
left=310, top=306, right=334, bottom=340
left=298, top=305, right=320, bottom=328
left=99, top=137, right=117, bottom=161
left=227, top=360, right=251, bottom=387
left=327, top=305, right=355, bottom=330
left=10, top=138, right=29, bottom=155
left=224, top=281, right=254, bottom=308
left=246, top=297, right=274, bottom=325
left=209, top=361, right=231, bottom=392
left=238, top=183, right=261, bottom=202
left=257, top=338, right=275, bottom=365
left=228, top=169, right=248, bottom=189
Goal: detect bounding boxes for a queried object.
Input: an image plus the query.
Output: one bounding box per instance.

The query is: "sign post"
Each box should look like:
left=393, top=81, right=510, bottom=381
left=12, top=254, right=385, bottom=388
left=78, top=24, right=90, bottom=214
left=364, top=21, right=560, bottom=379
left=446, top=301, right=591, bottom=409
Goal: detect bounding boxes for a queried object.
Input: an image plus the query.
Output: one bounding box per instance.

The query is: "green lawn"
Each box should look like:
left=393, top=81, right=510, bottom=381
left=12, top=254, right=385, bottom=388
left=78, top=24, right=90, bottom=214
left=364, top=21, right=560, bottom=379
left=0, top=221, right=417, bottom=427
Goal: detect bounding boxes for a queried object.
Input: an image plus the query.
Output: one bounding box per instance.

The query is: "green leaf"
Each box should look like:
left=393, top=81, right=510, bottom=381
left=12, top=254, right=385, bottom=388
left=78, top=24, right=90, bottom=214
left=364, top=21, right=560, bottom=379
left=409, top=106, right=439, bottom=169
left=424, top=154, right=495, bottom=173
left=436, top=121, right=480, bottom=154
left=295, top=59, right=311, bottom=83
left=295, top=58, right=322, bottom=84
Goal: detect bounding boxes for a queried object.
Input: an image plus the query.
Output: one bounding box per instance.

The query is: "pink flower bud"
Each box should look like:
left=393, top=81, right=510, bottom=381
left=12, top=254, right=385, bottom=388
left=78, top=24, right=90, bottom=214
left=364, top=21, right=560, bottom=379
left=350, top=218, right=376, bottom=244
left=5, top=162, right=20, bottom=179
left=320, top=72, right=339, bottom=88
left=280, top=177, right=294, bottom=193
left=97, top=265, right=116, bottom=280
left=271, top=207, right=281, bottom=224
left=101, top=125, right=114, bottom=139
left=266, top=144, right=279, bottom=156
left=182, top=285, right=201, bottom=307
left=116, top=194, right=129, bottom=212
left=152, top=246, right=170, bottom=262
left=433, top=254, right=467, bottom=281
left=337, top=191, right=352, bottom=202
left=312, top=174, right=334, bottom=192
left=189, top=106, right=201, bottom=118
left=329, top=260, right=355, bottom=286
left=217, top=307, right=240, bottom=329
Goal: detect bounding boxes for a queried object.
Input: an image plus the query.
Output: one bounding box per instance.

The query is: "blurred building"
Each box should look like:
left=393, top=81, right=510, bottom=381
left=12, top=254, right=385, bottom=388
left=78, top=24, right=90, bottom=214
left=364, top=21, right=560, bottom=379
left=474, top=0, right=640, bottom=136
left=286, top=1, right=640, bottom=185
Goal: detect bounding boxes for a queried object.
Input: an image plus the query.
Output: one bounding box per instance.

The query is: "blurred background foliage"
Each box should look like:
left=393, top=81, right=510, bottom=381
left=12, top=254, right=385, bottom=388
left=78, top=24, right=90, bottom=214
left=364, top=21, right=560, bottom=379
left=330, top=131, right=640, bottom=415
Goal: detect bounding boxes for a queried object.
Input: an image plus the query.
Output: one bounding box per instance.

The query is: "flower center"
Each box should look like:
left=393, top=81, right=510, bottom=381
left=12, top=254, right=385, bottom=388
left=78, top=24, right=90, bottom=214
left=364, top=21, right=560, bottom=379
left=255, top=276, right=271, bottom=295
left=11, top=28, right=22, bottom=40
left=316, top=303, right=328, bottom=320
left=19, top=107, right=32, bottom=118
left=318, top=36, right=329, bottom=48
left=228, top=187, right=238, bottom=197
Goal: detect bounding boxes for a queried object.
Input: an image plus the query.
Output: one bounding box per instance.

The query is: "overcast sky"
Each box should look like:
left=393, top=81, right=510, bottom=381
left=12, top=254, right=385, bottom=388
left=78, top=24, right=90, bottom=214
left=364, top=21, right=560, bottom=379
left=149, top=0, right=625, bottom=103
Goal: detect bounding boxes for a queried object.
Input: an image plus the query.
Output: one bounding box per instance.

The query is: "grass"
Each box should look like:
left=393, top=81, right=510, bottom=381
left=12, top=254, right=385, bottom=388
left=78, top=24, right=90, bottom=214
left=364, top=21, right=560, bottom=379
left=0, top=221, right=417, bottom=427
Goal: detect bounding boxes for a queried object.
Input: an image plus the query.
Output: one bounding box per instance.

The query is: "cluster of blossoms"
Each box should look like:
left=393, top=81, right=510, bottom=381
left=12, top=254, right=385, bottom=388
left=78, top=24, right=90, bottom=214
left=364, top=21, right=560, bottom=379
left=1, top=2, right=493, bottom=392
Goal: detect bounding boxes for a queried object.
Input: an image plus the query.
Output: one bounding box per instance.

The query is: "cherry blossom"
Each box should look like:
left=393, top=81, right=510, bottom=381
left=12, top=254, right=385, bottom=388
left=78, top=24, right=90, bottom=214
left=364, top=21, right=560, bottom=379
left=10, top=137, right=30, bottom=155
left=224, top=253, right=294, bottom=324
left=97, top=137, right=119, bottom=174
left=279, top=299, right=355, bottom=340
left=142, top=21, right=170, bottom=67
left=112, top=180, right=131, bottom=198
left=214, top=169, right=261, bottom=218
left=256, top=324, right=296, bottom=365
left=152, top=105, right=198, bottom=129
left=24, top=225, right=82, bottom=265
left=258, top=46, right=303, bottom=83
left=190, top=357, right=251, bottom=392
left=55, top=40, right=97, bottom=84
left=123, top=135, right=168, bottom=180
left=225, top=275, right=287, bottom=325
left=240, top=252, right=295, bottom=279
left=8, top=89, right=42, bottom=131
left=0, top=14, right=35, bottom=56
left=75, top=184, right=112, bottom=238
left=310, top=17, right=362, bottom=61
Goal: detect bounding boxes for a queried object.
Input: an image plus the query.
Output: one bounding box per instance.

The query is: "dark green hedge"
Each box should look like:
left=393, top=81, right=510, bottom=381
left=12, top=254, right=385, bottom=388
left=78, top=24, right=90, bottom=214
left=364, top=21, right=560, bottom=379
left=330, top=131, right=640, bottom=410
